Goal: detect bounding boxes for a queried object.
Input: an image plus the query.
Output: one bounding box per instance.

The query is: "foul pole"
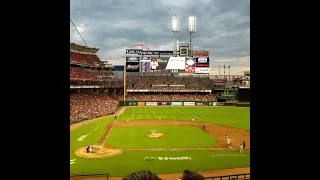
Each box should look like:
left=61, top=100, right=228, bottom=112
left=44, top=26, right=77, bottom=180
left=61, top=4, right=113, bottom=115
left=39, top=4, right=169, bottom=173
left=123, top=63, right=126, bottom=106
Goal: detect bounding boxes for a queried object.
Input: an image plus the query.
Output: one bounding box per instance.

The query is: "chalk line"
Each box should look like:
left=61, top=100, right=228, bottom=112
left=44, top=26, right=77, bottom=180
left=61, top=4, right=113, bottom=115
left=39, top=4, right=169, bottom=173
left=93, top=126, right=99, bottom=131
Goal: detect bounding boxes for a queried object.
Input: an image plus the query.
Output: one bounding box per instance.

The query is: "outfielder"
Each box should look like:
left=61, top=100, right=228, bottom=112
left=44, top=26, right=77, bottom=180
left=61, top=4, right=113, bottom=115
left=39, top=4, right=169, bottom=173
left=192, top=118, right=195, bottom=122
left=240, top=144, right=243, bottom=153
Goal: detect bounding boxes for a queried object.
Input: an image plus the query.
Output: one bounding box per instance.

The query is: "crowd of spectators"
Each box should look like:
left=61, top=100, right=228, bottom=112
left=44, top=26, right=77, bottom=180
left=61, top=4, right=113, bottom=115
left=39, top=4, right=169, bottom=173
left=126, top=93, right=216, bottom=101
left=70, top=67, right=118, bottom=82
left=70, top=93, right=119, bottom=123
left=126, top=76, right=212, bottom=90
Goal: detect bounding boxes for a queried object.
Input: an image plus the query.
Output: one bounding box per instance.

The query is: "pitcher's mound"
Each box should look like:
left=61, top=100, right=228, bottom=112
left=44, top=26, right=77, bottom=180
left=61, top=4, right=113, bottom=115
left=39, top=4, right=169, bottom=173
left=147, top=133, right=166, bottom=138
left=75, top=145, right=123, bottom=158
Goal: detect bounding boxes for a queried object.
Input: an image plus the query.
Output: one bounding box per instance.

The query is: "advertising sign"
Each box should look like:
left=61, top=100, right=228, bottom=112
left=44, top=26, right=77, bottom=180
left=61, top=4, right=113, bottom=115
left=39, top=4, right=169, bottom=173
left=158, top=102, right=170, bottom=106
left=185, top=57, right=196, bottom=73
left=126, top=57, right=139, bottom=62
left=212, top=102, right=217, bottom=106
left=146, top=102, right=158, bottom=106
left=126, top=49, right=142, bottom=55
left=195, top=68, right=209, bottom=74
left=126, top=62, right=140, bottom=72
left=138, top=102, right=145, bottom=106
left=132, top=101, right=138, bottom=106
left=184, top=102, right=195, bottom=106
left=166, top=57, right=185, bottom=70
left=193, top=51, right=209, bottom=57
left=142, top=57, right=170, bottom=72
left=139, top=50, right=173, bottom=56
left=196, top=102, right=208, bottom=106
left=171, top=102, right=183, bottom=106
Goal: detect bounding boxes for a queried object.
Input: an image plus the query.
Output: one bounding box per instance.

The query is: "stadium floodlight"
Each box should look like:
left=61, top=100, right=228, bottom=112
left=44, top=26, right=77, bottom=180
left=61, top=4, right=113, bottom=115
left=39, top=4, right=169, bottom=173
left=188, top=16, right=197, bottom=57
left=188, top=16, right=196, bottom=32
left=172, top=15, right=180, bottom=57
left=172, top=16, right=180, bottom=32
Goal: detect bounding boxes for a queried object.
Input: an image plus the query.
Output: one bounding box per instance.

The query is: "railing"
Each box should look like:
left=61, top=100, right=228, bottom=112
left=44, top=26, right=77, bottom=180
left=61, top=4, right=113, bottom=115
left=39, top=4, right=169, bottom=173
left=70, top=173, right=109, bottom=180
left=205, top=173, right=250, bottom=180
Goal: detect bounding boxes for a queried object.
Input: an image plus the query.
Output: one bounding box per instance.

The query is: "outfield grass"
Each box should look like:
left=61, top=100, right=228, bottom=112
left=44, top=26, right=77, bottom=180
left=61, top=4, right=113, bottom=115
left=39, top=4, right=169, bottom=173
left=70, top=106, right=250, bottom=175
left=118, top=107, right=250, bottom=130
left=106, top=126, right=218, bottom=148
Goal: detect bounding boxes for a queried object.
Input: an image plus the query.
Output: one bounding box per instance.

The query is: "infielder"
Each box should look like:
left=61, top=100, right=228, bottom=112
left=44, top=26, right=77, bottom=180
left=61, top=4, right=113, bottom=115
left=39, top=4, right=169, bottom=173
left=240, top=144, right=243, bottom=153
left=81, top=121, right=84, bottom=126
left=126, top=118, right=130, bottom=122
left=159, top=116, right=161, bottom=120
left=225, top=135, right=229, bottom=143
left=192, top=118, right=195, bottom=122
left=227, top=138, right=232, bottom=148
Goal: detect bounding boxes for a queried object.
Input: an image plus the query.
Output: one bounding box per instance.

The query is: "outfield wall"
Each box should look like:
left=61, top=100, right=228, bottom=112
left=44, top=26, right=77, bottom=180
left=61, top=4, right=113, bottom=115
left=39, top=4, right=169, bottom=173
left=118, top=101, right=249, bottom=107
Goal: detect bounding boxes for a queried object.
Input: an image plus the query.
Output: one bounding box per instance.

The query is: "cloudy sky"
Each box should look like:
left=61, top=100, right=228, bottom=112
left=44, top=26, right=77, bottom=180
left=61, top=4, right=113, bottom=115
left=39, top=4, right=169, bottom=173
left=70, top=0, right=250, bottom=75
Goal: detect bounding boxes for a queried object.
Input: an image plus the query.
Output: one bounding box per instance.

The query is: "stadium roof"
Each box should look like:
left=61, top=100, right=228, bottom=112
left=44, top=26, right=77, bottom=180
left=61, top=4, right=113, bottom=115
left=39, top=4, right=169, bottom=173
left=70, top=42, right=99, bottom=53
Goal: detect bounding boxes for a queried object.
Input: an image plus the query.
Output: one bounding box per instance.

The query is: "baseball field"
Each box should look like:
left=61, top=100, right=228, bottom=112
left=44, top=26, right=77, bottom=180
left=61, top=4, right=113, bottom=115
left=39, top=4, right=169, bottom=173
left=70, top=106, right=250, bottom=177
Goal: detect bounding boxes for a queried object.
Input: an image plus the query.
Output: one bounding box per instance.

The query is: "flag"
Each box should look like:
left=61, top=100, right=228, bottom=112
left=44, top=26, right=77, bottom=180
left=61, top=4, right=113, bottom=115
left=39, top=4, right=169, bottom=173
left=228, top=64, right=230, bottom=69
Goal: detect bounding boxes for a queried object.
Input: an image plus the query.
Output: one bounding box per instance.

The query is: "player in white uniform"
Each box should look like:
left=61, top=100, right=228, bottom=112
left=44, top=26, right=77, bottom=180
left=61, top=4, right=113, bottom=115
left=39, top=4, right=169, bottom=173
left=81, top=121, right=84, bottom=126
left=126, top=118, right=130, bottom=122
left=227, top=138, right=232, bottom=148
left=151, top=129, right=156, bottom=135
left=159, top=116, right=161, bottom=120
left=240, top=144, right=243, bottom=153
left=192, top=118, right=195, bottom=122
left=225, top=135, right=228, bottom=143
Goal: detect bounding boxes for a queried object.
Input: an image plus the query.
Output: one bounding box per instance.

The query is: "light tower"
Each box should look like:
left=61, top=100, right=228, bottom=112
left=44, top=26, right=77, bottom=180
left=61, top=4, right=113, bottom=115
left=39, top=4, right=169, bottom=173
left=188, top=16, right=196, bottom=57
left=172, top=15, right=180, bottom=57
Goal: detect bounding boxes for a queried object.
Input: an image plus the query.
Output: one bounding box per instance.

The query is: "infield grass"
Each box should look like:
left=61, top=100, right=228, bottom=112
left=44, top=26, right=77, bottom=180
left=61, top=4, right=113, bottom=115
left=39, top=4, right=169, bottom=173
left=106, top=126, right=218, bottom=148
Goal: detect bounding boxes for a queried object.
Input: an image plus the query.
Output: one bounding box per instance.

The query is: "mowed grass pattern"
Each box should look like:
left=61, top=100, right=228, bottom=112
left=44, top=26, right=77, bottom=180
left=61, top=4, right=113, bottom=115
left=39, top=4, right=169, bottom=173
left=106, top=126, right=219, bottom=148
left=118, top=107, right=250, bottom=130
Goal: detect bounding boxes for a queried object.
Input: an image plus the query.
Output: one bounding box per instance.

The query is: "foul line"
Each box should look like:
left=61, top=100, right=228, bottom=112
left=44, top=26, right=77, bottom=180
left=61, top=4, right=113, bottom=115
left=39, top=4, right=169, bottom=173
left=101, top=107, right=125, bottom=145
left=93, top=126, right=99, bottom=132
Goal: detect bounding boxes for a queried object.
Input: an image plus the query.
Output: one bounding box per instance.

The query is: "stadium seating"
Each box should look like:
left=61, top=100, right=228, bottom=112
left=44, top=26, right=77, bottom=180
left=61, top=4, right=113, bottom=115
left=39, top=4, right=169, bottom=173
left=70, top=94, right=119, bottom=122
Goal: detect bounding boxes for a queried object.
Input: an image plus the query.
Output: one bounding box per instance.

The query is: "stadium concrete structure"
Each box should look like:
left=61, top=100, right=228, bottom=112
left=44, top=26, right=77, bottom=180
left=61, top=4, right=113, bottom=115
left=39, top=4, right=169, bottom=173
left=70, top=42, right=250, bottom=179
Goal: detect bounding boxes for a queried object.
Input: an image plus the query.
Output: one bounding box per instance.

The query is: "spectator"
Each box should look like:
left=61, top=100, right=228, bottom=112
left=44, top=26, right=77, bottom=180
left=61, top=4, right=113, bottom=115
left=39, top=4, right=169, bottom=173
left=181, top=170, right=205, bottom=180
left=123, top=170, right=162, bottom=180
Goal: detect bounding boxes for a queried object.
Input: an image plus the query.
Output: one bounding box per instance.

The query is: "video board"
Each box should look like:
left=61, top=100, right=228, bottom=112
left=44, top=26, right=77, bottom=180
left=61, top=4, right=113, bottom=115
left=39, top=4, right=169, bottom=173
left=126, top=56, right=140, bottom=72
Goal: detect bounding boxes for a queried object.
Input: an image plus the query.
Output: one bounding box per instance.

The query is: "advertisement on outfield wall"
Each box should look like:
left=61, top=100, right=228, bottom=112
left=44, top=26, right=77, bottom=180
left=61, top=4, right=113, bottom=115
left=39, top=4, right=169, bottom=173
left=196, top=102, right=208, bottom=106
left=125, top=101, right=138, bottom=106
left=158, top=102, right=170, bottom=106
left=146, top=102, right=158, bottom=106
left=138, top=102, right=145, bottom=106
left=212, top=102, right=217, bottom=106
left=171, top=102, right=183, bottom=106
left=184, top=102, right=195, bottom=106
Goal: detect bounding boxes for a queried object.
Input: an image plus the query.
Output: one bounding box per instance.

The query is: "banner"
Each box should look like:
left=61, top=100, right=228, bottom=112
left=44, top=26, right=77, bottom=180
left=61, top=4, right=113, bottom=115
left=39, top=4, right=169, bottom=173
left=126, top=62, right=140, bottom=72
left=196, top=102, right=208, bottom=106
left=138, top=102, right=145, bottom=106
left=158, top=102, right=170, bottom=106
left=195, top=68, right=209, bottom=74
left=217, top=102, right=225, bottom=106
left=126, top=89, right=212, bottom=92
left=132, top=101, right=138, bottom=106
left=212, top=102, right=217, bottom=106
left=185, top=57, right=196, bottom=73
left=193, top=51, right=209, bottom=57
left=171, top=102, right=183, bottom=106
left=184, top=102, right=195, bottom=106
left=139, top=50, right=173, bottom=56
left=146, top=102, right=158, bottom=106
left=166, top=57, right=186, bottom=70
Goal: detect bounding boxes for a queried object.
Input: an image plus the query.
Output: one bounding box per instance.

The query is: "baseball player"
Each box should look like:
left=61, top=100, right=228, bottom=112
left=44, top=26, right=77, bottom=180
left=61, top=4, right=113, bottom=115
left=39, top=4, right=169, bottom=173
left=202, top=126, right=205, bottom=131
left=243, top=141, right=246, bottom=149
left=159, top=116, right=162, bottom=120
left=225, top=135, right=229, bottom=143
left=96, top=142, right=99, bottom=147
left=126, top=118, right=130, bottom=122
left=240, top=144, right=243, bottom=153
left=114, top=116, right=117, bottom=120
left=227, top=138, right=232, bottom=148
left=81, top=121, right=84, bottom=126
left=192, top=118, right=195, bottom=122
left=151, top=129, right=155, bottom=135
